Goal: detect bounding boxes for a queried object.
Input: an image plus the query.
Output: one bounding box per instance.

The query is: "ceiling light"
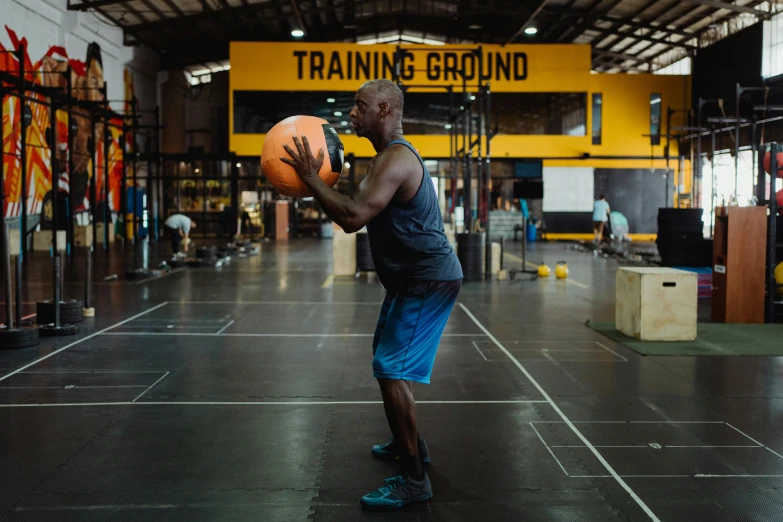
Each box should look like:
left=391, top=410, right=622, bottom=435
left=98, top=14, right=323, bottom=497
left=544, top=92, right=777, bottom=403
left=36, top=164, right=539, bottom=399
left=327, top=98, right=335, bottom=103
left=470, top=95, right=476, bottom=101
left=469, top=24, right=482, bottom=30
left=291, top=29, right=304, bottom=38
left=345, top=162, right=351, bottom=168
left=236, top=163, right=242, bottom=168
left=524, top=26, right=538, bottom=35
left=334, top=111, right=342, bottom=116
left=345, top=130, right=352, bottom=134
left=444, top=124, right=452, bottom=129
left=341, top=121, right=348, bottom=125
left=194, top=168, right=200, bottom=173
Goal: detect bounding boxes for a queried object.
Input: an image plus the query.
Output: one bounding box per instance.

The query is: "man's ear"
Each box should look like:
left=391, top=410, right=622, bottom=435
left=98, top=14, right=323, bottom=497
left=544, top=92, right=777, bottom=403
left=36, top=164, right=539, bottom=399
left=378, top=101, right=389, bottom=118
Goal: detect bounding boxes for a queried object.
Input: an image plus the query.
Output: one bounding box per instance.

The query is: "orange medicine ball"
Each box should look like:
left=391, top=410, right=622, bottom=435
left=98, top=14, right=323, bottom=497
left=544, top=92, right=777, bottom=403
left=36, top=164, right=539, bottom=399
left=261, top=115, right=345, bottom=198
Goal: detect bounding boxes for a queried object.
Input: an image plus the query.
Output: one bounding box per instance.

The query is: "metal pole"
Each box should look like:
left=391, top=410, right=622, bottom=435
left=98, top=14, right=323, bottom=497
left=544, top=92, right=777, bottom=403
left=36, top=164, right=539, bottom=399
left=696, top=98, right=703, bottom=208
left=131, top=96, right=137, bottom=246
left=147, top=135, right=153, bottom=242
left=665, top=106, right=672, bottom=208
left=485, top=81, right=492, bottom=278
left=121, top=127, right=127, bottom=246
left=734, top=83, right=740, bottom=198
left=84, top=247, right=92, bottom=310
left=766, top=142, right=778, bottom=323
left=50, top=100, right=61, bottom=325
left=103, top=84, right=110, bottom=249
left=448, top=86, right=456, bottom=215
left=15, top=255, right=22, bottom=327
left=463, top=78, right=472, bottom=233
left=19, top=44, right=28, bottom=259
left=66, top=68, right=74, bottom=255
left=710, top=127, right=716, bottom=237
left=53, top=254, right=61, bottom=327
left=3, top=224, right=13, bottom=330
left=90, top=116, right=97, bottom=249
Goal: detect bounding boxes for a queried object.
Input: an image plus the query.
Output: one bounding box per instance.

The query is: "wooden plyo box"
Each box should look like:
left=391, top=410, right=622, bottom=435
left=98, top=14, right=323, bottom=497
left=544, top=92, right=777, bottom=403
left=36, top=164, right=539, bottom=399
left=74, top=226, right=93, bottom=248
left=275, top=201, right=289, bottom=241
left=616, top=267, right=697, bottom=341
left=332, top=223, right=356, bottom=276
left=32, top=230, right=66, bottom=253
left=95, top=223, right=115, bottom=244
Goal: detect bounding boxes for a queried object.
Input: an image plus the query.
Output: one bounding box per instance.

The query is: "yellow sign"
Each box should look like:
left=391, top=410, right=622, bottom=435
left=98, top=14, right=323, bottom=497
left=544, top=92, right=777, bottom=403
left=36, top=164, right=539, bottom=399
left=230, top=42, right=591, bottom=92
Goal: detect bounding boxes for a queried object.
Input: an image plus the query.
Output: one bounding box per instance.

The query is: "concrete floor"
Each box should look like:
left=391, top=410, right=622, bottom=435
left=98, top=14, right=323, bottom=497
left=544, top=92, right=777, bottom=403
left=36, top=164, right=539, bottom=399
left=1, top=238, right=782, bottom=521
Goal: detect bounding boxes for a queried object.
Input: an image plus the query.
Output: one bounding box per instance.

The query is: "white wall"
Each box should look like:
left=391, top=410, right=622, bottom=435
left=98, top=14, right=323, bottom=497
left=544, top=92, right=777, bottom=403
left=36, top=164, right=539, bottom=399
left=3, top=0, right=159, bottom=114
left=542, top=166, right=595, bottom=212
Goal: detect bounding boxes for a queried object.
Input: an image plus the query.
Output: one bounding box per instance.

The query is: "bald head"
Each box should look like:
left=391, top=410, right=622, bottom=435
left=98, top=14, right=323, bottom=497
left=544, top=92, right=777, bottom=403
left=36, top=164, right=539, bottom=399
left=360, top=79, right=404, bottom=115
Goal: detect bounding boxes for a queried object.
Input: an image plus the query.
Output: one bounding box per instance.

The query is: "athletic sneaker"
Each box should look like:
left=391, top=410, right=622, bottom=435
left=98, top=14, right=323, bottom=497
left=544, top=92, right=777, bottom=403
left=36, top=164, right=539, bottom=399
left=360, top=473, right=433, bottom=510
left=371, top=436, right=430, bottom=463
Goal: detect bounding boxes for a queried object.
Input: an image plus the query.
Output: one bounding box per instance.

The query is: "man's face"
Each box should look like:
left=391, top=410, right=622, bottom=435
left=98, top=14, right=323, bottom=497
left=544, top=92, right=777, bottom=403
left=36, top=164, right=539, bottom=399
left=349, top=87, right=380, bottom=138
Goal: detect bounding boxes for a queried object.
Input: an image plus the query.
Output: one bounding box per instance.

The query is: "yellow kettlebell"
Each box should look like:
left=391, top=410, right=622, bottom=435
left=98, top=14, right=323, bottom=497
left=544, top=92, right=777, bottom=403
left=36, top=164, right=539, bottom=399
left=555, top=260, right=569, bottom=279
left=537, top=263, right=551, bottom=277
left=775, top=262, right=783, bottom=296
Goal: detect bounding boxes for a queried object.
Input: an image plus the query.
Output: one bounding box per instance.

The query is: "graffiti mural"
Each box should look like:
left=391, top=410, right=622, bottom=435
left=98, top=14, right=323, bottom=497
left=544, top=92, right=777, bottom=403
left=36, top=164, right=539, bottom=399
left=1, top=26, right=131, bottom=221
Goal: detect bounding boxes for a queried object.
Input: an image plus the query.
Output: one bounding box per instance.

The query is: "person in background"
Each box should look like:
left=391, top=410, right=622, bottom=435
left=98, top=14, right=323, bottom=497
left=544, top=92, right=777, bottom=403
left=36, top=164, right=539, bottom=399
left=165, top=213, right=196, bottom=256
left=592, top=194, right=611, bottom=243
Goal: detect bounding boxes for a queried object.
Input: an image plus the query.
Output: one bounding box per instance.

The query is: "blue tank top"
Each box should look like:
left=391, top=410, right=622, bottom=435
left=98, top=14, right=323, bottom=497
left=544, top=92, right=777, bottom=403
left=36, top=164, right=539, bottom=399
left=367, top=139, right=463, bottom=292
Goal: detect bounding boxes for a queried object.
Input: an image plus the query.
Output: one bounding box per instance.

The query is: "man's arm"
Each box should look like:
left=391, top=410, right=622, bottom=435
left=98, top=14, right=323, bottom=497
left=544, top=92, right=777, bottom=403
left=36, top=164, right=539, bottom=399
left=281, top=137, right=407, bottom=233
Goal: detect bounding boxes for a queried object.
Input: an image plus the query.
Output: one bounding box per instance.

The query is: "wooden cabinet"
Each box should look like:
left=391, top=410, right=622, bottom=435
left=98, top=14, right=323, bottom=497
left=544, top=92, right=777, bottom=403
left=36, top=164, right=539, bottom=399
left=711, top=206, right=768, bottom=323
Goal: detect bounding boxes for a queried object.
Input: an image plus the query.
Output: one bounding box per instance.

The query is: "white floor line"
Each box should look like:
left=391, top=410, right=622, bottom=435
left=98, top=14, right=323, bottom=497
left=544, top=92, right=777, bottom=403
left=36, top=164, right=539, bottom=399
left=471, top=341, right=489, bottom=361
left=550, top=445, right=649, bottom=448
left=723, top=423, right=766, bottom=446
left=630, top=421, right=725, bottom=424
left=100, top=332, right=480, bottom=337
left=595, top=341, right=629, bottom=362
left=173, top=300, right=381, bottom=305
left=458, top=303, right=660, bottom=522
left=132, top=372, right=171, bottom=403
left=0, top=399, right=547, bottom=408
left=0, top=302, right=170, bottom=384
left=216, top=320, right=235, bottom=335
left=764, top=446, right=783, bottom=461
left=663, top=445, right=764, bottom=449
left=133, top=266, right=188, bottom=285
left=18, top=370, right=166, bottom=374
left=694, top=474, right=783, bottom=478
left=529, top=422, right=570, bottom=476
left=570, top=475, right=689, bottom=478
left=0, top=384, right=147, bottom=390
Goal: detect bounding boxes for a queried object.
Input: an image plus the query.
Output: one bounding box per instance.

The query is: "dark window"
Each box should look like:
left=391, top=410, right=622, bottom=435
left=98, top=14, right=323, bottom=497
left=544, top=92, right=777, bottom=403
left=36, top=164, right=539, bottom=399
left=233, top=91, right=587, bottom=136
left=592, top=93, right=602, bottom=145
left=650, top=93, right=662, bottom=146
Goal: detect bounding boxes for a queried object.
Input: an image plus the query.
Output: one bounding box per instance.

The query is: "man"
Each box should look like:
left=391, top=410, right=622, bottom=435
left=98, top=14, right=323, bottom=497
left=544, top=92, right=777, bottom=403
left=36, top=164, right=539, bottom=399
left=164, top=213, right=196, bottom=256
left=281, top=79, right=463, bottom=510
left=592, top=194, right=611, bottom=243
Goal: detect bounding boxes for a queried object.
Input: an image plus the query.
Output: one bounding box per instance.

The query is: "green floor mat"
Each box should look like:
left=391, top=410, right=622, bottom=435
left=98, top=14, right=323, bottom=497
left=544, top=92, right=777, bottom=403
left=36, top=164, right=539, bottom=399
left=586, top=321, right=783, bottom=356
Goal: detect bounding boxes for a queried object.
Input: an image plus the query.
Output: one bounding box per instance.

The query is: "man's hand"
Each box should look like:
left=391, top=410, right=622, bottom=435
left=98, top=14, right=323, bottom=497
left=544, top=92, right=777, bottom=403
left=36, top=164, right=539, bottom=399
left=280, top=136, right=325, bottom=183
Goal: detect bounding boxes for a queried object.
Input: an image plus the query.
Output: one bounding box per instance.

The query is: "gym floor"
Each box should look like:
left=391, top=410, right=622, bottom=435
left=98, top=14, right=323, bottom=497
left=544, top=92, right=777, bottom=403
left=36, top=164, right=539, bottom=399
left=1, top=239, right=782, bottom=521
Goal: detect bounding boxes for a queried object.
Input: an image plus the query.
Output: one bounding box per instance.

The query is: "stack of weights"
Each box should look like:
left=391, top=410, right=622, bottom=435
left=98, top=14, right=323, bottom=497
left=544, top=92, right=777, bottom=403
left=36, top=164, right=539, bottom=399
left=656, top=209, right=712, bottom=267
left=456, top=232, right=486, bottom=282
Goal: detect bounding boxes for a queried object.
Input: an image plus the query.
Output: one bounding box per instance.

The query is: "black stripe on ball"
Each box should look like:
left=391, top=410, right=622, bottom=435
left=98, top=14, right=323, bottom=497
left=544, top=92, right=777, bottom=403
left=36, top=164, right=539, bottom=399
left=321, top=124, right=345, bottom=173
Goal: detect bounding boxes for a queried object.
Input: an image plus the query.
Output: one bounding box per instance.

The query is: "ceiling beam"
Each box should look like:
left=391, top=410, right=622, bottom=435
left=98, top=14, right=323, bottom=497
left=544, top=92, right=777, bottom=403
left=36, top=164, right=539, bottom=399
left=505, top=0, right=553, bottom=45
left=67, top=0, right=130, bottom=10
left=593, top=26, right=697, bottom=50
left=593, top=16, right=696, bottom=39
left=681, top=0, right=774, bottom=19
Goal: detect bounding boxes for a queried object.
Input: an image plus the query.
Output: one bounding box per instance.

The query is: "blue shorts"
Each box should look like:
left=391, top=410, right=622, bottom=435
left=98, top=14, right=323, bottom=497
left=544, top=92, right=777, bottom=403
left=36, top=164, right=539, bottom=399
left=372, top=279, right=462, bottom=384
